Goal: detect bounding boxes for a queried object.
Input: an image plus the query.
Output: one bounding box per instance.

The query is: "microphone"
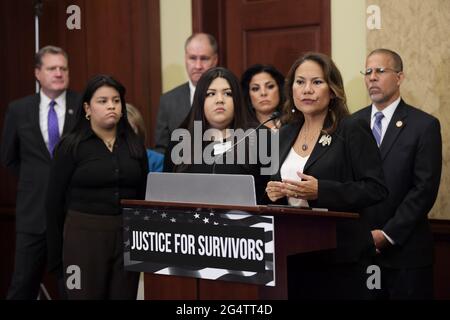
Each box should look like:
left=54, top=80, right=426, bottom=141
left=211, top=111, right=280, bottom=174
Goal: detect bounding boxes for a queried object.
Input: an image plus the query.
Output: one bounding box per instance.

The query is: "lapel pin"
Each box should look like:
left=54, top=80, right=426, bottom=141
left=396, top=120, right=403, bottom=128
left=68, top=109, right=74, bottom=115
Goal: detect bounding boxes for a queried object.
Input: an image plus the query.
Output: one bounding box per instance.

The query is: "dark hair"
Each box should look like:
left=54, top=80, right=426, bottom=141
left=173, top=67, right=253, bottom=172
left=241, top=64, right=285, bottom=124
left=282, top=52, right=349, bottom=134
left=60, top=75, right=145, bottom=158
left=368, top=48, right=403, bottom=72
left=35, top=45, right=68, bottom=68
left=185, top=33, right=218, bottom=55
left=180, top=67, right=252, bottom=132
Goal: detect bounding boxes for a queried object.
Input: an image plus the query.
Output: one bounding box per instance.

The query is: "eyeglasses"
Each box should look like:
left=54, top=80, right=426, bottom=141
left=360, top=67, right=400, bottom=76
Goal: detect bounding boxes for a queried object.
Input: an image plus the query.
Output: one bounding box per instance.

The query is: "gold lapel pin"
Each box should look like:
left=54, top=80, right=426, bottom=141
left=396, top=120, right=403, bottom=128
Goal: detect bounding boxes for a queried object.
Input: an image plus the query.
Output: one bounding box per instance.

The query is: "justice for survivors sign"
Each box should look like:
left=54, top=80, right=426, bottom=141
left=123, top=206, right=275, bottom=286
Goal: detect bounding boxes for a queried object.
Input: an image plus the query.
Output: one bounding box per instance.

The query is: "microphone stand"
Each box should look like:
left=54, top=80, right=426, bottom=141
left=211, top=111, right=280, bottom=174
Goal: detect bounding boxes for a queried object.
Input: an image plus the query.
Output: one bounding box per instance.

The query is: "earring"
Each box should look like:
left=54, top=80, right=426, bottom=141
left=85, top=114, right=90, bottom=120
left=291, top=108, right=296, bottom=113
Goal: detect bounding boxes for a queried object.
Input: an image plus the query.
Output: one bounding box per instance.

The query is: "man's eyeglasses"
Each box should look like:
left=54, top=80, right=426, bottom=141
left=360, top=67, right=400, bottom=76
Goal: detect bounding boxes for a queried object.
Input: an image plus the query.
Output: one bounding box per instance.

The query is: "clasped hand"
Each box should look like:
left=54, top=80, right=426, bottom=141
left=265, top=172, right=318, bottom=202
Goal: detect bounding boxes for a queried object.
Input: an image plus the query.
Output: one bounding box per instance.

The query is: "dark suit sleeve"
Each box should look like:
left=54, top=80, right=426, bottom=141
left=46, top=143, right=76, bottom=274
left=1, top=103, right=20, bottom=175
left=312, top=118, right=388, bottom=211
left=154, top=95, right=170, bottom=155
left=383, top=118, right=442, bottom=245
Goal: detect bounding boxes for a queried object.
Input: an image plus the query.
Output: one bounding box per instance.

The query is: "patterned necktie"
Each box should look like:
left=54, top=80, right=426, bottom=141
left=372, top=111, right=384, bottom=147
left=48, top=100, right=60, bottom=156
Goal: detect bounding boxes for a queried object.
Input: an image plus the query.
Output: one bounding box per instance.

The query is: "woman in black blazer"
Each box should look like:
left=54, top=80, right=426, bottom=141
left=266, top=52, right=388, bottom=299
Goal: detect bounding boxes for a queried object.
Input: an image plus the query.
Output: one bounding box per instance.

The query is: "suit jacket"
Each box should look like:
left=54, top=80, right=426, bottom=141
left=1, top=90, right=80, bottom=234
left=353, top=99, right=442, bottom=268
left=154, top=82, right=191, bottom=154
left=271, top=116, right=388, bottom=261
left=272, top=116, right=387, bottom=212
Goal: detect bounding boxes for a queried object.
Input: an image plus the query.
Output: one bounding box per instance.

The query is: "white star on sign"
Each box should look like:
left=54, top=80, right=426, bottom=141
left=203, top=218, right=209, bottom=224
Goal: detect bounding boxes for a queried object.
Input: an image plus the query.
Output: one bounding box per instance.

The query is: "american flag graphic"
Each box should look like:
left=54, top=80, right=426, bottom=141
left=123, top=206, right=275, bottom=286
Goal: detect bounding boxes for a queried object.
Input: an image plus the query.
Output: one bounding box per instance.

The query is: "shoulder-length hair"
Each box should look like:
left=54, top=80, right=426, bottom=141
left=241, top=64, right=285, bottom=122
left=60, top=74, right=145, bottom=158
left=179, top=67, right=252, bottom=132
left=173, top=67, right=253, bottom=172
left=282, top=52, right=349, bottom=134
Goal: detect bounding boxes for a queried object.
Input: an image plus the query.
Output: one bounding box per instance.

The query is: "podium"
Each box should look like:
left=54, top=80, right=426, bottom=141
left=122, top=200, right=357, bottom=300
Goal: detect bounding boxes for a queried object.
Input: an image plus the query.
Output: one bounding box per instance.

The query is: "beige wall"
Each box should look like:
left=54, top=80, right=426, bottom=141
left=366, top=0, right=450, bottom=219
left=331, top=0, right=367, bottom=112
left=160, top=0, right=192, bottom=92
left=159, top=0, right=449, bottom=219
left=160, top=0, right=368, bottom=109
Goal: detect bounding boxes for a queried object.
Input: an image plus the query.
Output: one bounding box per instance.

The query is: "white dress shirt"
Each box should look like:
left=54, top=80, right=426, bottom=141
left=280, top=148, right=310, bottom=207
left=189, top=80, right=196, bottom=106
left=39, top=91, right=66, bottom=149
left=370, top=97, right=401, bottom=145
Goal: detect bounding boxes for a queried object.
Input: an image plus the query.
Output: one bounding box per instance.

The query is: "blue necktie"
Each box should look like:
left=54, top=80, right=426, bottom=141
left=48, top=100, right=60, bottom=156
left=372, top=111, right=384, bottom=147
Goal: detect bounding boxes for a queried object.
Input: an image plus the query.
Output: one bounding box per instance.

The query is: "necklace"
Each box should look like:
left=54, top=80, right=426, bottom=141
left=301, top=126, right=310, bottom=151
left=300, top=125, right=321, bottom=151
left=104, top=137, right=115, bottom=149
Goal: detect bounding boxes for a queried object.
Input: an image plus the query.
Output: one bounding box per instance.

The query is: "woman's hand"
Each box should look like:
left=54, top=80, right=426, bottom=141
left=265, top=181, right=286, bottom=202
left=282, top=172, right=318, bottom=200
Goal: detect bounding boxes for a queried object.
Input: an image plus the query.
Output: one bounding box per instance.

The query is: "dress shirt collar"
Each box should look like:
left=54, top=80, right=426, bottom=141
left=370, top=96, right=401, bottom=124
left=40, top=90, right=67, bottom=109
left=189, top=80, right=196, bottom=106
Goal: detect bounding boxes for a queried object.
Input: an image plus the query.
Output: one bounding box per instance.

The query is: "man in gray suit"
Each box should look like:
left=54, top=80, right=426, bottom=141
left=1, top=46, right=80, bottom=299
left=154, top=33, right=218, bottom=155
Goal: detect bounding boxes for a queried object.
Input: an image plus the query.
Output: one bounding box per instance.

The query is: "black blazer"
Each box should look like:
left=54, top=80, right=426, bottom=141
left=270, top=116, right=388, bottom=262
left=353, top=99, right=442, bottom=268
left=272, top=116, right=387, bottom=212
left=1, top=91, right=80, bottom=234
left=154, top=82, right=191, bottom=154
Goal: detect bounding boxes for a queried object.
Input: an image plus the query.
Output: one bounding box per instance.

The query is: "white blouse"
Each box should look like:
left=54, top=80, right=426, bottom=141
left=280, top=148, right=310, bottom=207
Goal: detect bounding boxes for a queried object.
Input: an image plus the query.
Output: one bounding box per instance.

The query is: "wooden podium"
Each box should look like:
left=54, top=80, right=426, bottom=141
left=122, top=200, right=357, bottom=300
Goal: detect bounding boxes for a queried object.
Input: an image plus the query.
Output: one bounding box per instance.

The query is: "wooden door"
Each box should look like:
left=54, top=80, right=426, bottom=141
left=193, top=0, right=330, bottom=76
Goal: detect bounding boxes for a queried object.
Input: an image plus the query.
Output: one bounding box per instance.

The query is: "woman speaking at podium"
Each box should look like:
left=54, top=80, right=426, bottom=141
left=164, top=67, right=272, bottom=204
left=265, top=53, right=388, bottom=299
left=46, top=75, right=148, bottom=299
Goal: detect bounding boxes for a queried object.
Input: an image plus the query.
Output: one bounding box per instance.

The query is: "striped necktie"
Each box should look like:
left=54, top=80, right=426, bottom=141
left=372, top=111, right=384, bottom=147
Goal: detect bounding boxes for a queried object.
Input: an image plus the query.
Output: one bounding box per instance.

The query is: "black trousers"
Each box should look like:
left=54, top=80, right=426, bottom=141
left=376, top=265, right=434, bottom=300
left=287, top=249, right=375, bottom=300
left=7, top=232, right=47, bottom=300
left=63, top=211, right=139, bottom=300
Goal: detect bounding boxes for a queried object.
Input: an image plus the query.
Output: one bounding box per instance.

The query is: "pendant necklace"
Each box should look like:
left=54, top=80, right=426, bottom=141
left=301, top=125, right=309, bottom=151
left=104, top=137, right=115, bottom=149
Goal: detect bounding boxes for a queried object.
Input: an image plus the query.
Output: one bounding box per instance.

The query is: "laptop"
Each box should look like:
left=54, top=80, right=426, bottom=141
left=145, top=172, right=257, bottom=206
